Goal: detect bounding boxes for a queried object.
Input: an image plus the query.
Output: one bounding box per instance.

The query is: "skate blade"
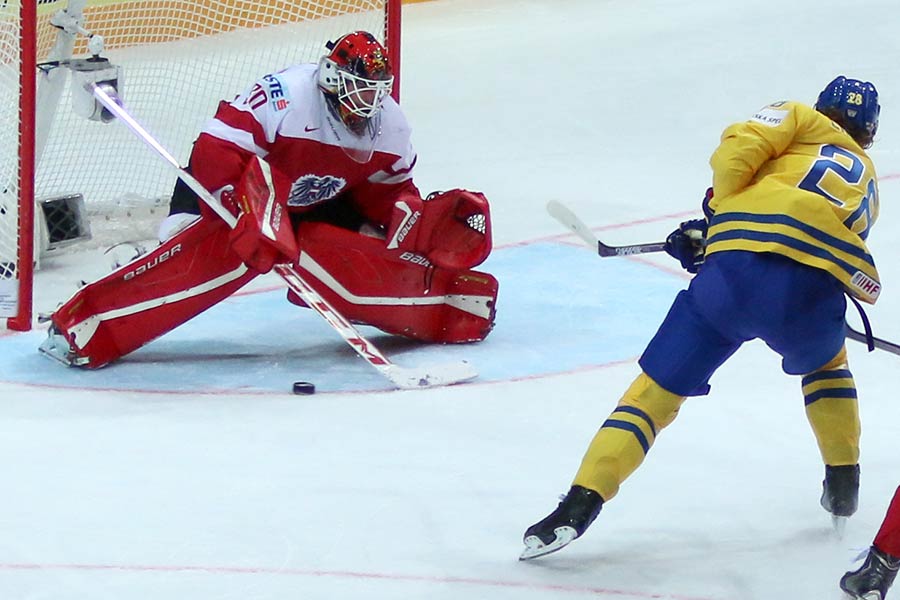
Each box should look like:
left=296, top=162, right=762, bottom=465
left=832, top=515, right=848, bottom=538
left=519, top=526, right=577, bottom=561
left=841, top=589, right=883, bottom=600
left=38, top=334, right=89, bottom=367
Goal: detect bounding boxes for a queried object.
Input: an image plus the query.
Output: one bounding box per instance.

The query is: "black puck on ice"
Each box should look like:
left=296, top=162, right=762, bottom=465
left=292, top=381, right=316, bottom=395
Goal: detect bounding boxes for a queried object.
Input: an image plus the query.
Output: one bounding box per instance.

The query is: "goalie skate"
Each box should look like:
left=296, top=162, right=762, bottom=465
left=38, top=325, right=89, bottom=367
left=105, top=241, right=149, bottom=270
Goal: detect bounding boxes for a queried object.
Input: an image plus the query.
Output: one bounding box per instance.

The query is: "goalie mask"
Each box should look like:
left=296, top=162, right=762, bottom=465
left=318, top=31, right=394, bottom=136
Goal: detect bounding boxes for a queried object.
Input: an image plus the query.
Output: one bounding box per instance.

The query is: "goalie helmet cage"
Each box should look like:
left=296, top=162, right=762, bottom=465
left=0, top=0, right=401, bottom=332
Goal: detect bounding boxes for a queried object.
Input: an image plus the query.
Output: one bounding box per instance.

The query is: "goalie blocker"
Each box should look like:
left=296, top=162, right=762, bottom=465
left=42, top=158, right=497, bottom=368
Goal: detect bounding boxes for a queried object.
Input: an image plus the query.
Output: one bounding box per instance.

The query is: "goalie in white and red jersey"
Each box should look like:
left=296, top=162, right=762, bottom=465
left=40, top=31, right=498, bottom=369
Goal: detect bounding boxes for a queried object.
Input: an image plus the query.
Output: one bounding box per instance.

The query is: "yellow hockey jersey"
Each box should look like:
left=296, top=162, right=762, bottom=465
left=706, top=101, right=880, bottom=303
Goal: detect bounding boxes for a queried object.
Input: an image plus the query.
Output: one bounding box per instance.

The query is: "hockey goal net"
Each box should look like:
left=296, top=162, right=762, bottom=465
left=0, top=0, right=400, bottom=331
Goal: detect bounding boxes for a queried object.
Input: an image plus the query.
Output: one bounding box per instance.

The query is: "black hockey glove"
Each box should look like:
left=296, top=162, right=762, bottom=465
left=664, top=219, right=708, bottom=274
left=701, top=186, right=715, bottom=220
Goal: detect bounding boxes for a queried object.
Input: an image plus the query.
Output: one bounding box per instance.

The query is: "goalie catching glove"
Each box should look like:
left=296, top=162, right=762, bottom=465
left=385, top=189, right=492, bottom=270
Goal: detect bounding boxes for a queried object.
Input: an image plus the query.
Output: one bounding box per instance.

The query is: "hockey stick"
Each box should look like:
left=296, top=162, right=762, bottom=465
left=548, top=200, right=900, bottom=356
left=846, top=323, right=900, bottom=356
left=89, top=83, right=477, bottom=389
left=546, top=200, right=666, bottom=256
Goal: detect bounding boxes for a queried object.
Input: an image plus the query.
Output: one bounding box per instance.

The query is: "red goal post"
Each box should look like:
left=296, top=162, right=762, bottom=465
left=1, top=0, right=401, bottom=331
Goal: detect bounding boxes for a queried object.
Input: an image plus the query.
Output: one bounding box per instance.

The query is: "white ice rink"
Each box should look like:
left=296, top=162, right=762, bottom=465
left=3, top=0, right=900, bottom=598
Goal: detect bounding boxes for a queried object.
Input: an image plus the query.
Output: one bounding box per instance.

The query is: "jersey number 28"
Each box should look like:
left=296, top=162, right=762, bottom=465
left=798, top=144, right=878, bottom=240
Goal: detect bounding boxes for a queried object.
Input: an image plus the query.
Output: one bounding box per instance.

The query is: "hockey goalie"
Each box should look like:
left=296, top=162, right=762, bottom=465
left=39, top=31, right=498, bottom=369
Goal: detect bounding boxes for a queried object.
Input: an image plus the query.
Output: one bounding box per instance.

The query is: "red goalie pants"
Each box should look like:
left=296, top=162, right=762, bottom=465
left=875, top=486, right=900, bottom=557
left=50, top=218, right=498, bottom=368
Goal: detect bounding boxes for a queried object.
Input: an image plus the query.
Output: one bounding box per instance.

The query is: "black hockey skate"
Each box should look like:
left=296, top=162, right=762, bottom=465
left=840, top=545, right=899, bottom=600
left=520, top=485, right=603, bottom=560
left=821, top=465, right=860, bottom=517
left=821, top=464, right=860, bottom=535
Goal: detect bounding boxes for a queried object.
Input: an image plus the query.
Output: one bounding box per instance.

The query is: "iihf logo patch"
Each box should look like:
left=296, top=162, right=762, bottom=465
left=287, top=175, right=346, bottom=207
left=851, top=271, right=881, bottom=301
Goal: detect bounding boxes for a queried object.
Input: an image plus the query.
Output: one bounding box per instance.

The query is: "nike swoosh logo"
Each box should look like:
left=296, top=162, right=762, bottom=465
left=304, top=125, right=319, bottom=132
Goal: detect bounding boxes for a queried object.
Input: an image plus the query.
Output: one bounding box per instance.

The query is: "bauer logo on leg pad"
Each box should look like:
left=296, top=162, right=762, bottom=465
left=123, top=244, right=182, bottom=281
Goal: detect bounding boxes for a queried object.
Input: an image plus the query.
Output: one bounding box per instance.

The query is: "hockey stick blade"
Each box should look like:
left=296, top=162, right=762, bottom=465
left=546, top=200, right=666, bottom=257
left=384, top=362, right=478, bottom=389
left=546, top=200, right=601, bottom=248
left=547, top=197, right=900, bottom=356
left=846, top=322, right=900, bottom=355
left=274, top=265, right=477, bottom=389
left=91, top=83, right=478, bottom=390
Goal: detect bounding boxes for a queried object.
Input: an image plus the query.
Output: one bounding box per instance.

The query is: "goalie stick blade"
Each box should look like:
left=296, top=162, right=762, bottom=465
left=383, top=361, right=478, bottom=389
left=274, top=264, right=480, bottom=390
left=546, top=200, right=667, bottom=257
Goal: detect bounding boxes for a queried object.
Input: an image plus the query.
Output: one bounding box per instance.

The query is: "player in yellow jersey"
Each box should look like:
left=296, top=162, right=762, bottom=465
left=520, top=75, right=881, bottom=560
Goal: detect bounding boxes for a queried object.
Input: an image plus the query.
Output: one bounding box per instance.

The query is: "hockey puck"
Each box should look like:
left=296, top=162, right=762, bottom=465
left=292, top=381, right=316, bottom=395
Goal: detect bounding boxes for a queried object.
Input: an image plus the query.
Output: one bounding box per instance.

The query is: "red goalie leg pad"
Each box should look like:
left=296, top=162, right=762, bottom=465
left=49, top=217, right=258, bottom=368
left=287, top=222, right=498, bottom=343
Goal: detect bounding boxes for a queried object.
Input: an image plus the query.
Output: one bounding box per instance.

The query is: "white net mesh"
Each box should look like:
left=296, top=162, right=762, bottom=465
left=34, top=0, right=390, bottom=246
left=0, top=0, right=392, bottom=325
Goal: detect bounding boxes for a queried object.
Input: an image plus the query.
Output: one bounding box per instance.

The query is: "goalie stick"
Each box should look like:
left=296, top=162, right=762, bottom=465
left=88, top=83, right=477, bottom=389
left=547, top=200, right=900, bottom=356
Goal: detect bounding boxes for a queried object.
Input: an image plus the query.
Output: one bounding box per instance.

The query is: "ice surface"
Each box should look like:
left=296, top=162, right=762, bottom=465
left=2, top=0, right=900, bottom=598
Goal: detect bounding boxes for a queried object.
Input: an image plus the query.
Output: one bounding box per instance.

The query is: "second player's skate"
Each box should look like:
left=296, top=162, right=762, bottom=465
left=840, top=545, right=899, bottom=600
left=520, top=485, right=603, bottom=560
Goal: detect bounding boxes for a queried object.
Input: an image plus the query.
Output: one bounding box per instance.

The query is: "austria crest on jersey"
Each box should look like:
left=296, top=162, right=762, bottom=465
left=287, top=174, right=347, bottom=207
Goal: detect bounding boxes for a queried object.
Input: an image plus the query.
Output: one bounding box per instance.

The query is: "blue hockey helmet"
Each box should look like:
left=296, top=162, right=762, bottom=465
left=815, top=76, right=880, bottom=148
